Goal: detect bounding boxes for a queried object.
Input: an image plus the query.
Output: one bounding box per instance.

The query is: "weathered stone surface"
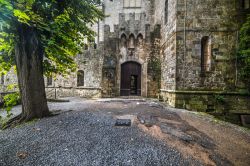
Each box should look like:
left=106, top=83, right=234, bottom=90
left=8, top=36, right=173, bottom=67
left=1, top=0, right=249, bottom=115
left=115, top=119, right=131, bottom=127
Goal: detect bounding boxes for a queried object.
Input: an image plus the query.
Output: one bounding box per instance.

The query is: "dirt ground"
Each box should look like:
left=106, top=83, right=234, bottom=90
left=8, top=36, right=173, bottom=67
left=93, top=98, right=250, bottom=166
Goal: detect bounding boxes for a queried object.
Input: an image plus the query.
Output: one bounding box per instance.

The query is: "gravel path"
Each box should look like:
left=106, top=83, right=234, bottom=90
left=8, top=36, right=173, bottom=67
left=0, top=98, right=249, bottom=166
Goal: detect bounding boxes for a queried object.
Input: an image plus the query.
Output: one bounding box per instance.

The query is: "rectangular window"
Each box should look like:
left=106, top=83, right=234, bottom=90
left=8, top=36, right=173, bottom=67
left=135, top=0, right=141, bottom=7
left=1, top=74, right=4, bottom=85
left=47, top=76, right=52, bottom=86
left=124, top=0, right=141, bottom=8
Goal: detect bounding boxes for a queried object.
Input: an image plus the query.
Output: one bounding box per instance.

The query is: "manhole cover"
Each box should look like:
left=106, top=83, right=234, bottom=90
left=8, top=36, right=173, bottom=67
left=115, top=119, right=131, bottom=127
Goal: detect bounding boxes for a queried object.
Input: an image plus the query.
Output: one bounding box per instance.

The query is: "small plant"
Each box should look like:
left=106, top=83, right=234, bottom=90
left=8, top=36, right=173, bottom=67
left=3, top=92, right=20, bottom=118
left=2, top=84, right=20, bottom=118
left=214, top=95, right=225, bottom=104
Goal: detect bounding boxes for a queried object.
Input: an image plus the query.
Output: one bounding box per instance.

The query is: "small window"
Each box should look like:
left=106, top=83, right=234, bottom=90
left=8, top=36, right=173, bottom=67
left=128, top=34, right=135, bottom=48
left=124, top=0, right=141, bottom=8
left=137, top=34, right=143, bottom=47
left=1, top=74, right=4, bottom=85
left=47, top=76, right=52, bottom=86
left=77, top=70, right=84, bottom=87
left=165, top=0, right=168, bottom=24
left=201, top=36, right=212, bottom=75
left=120, top=34, right=127, bottom=48
left=94, top=43, right=97, bottom=49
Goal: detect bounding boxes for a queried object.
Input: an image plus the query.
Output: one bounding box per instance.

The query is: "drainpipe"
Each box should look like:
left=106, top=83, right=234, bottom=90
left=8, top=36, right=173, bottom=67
left=182, top=0, right=187, bottom=88
left=97, top=18, right=100, bottom=45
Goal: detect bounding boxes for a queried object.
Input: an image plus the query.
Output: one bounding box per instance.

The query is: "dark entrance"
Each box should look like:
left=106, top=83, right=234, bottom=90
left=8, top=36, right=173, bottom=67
left=121, top=61, right=141, bottom=96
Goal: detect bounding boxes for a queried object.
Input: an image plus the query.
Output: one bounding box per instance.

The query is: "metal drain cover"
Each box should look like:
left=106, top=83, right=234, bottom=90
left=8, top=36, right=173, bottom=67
left=115, top=119, right=131, bottom=126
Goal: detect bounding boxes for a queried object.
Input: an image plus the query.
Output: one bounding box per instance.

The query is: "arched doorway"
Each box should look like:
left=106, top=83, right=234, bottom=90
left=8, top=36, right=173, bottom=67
left=120, top=61, right=141, bottom=96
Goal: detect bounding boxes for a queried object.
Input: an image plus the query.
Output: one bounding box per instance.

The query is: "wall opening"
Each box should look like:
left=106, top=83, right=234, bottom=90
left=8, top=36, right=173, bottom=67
left=77, top=70, right=84, bottom=87
left=120, top=61, right=141, bottom=96
left=165, top=0, right=169, bottom=24
left=137, top=34, right=143, bottom=47
left=1, top=74, right=4, bottom=85
left=124, top=0, right=141, bottom=8
left=128, top=34, right=135, bottom=49
left=201, top=36, right=212, bottom=75
left=47, top=76, right=52, bottom=86
left=120, top=33, right=127, bottom=48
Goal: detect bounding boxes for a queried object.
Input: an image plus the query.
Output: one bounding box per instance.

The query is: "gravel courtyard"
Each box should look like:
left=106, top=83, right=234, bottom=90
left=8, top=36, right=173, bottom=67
left=0, top=98, right=250, bottom=166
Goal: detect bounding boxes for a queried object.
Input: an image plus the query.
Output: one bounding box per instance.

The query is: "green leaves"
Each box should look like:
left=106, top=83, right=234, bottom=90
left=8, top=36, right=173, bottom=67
left=238, top=15, right=250, bottom=90
left=13, top=9, right=30, bottom=24
left=3, top=92, right=20, bottom=117
left=0, top=0, right=104, bottom=77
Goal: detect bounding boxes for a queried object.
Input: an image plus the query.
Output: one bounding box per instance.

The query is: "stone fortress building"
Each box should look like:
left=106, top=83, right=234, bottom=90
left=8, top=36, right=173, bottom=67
left=1, top=0, right=250, bottom=114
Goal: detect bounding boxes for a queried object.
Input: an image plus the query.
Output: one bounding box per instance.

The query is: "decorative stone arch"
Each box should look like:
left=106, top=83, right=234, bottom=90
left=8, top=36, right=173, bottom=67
left=137, top=33, right=144, bottom=47
left=120, top=33, right=127, bottom=48
left=128, top=34, right=135, bottom=49
left=120, top=33, right=127, bottom=39
left=77, top=70, right=84, bottom=87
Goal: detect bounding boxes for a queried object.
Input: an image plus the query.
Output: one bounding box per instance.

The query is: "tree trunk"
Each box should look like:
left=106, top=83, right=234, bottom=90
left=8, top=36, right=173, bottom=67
left=13, top=24, right=50, bottom=122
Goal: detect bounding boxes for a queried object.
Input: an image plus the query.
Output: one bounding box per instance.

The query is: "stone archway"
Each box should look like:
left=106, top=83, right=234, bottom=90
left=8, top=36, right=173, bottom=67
left=120, top=61, right=142, bottom=96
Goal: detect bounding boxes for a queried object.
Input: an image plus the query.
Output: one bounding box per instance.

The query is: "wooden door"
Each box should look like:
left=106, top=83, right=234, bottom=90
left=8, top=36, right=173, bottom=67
left=120, top=61, right=141, bottom=96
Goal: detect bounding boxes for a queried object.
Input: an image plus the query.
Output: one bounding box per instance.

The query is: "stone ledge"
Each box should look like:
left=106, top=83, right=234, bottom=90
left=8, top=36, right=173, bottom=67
left=160, top=89, right=250, bottom=96
left=46, top=87, right=101, bottom=90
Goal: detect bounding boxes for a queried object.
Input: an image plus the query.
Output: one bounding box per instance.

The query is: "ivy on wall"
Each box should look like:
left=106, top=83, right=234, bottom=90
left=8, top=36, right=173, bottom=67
left=238, top=15, right=250, bottom=91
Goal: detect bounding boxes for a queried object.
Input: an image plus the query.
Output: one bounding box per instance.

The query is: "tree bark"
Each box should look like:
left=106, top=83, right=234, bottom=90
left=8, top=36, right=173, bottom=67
left=13, top=24, right=49, bottom=123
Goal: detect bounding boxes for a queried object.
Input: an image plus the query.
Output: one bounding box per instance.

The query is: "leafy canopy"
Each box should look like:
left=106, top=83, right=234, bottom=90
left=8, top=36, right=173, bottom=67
left=0, top=0, right=104, bottom=75
left=238, top=15, right=250, bottom=90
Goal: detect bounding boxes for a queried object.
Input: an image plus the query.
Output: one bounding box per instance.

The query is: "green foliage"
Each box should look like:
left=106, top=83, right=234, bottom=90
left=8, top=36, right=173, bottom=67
left=1, top=84, right=20, bottom=117
left=0, top=0, right=104, bottom=76
left=214, top=95, right=225, bottom=104
left=3, top=92, right=20, bottom=118
left=238, top=15, right=250, bottom=90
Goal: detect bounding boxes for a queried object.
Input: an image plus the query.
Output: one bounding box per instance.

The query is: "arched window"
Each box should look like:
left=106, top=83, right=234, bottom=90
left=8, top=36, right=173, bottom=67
left=120, top=34, right=127, bottom=48
left=137, top=34, right=143, bottom=47
left=165, top=0, right=168, bottom=24
left=201, top=36, right=212, bottom=75
left=77, top=70, right=84, bottom=87
left=128, top=34, right=135, bottom=48
left=47, top=76, right=52, bottom=86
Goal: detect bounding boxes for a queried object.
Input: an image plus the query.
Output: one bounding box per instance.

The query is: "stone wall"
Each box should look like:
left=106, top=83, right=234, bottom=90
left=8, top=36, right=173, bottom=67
left=0, top=68, right=18, bottom=92
left=175, top=0, right=238, bottom=91
left=160, top=0, right=250, bottom=115
left=45, top=45, right=104, bottom=99
left=173, top=91, right=250, bottom=114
